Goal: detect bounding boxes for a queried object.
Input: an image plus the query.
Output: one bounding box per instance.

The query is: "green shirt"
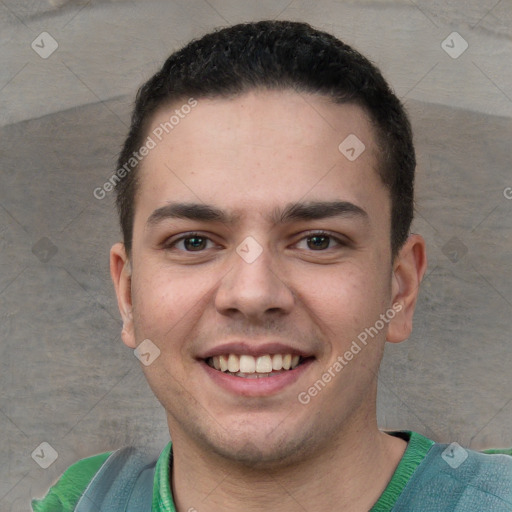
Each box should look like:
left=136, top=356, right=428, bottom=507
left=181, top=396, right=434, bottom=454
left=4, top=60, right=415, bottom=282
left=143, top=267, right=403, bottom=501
left=30, top=431, right=508, bottom=511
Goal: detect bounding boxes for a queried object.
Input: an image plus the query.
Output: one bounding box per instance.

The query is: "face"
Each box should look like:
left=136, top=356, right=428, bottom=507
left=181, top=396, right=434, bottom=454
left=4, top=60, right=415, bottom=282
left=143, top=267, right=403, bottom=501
left=111, top=90, right=425, bottom=468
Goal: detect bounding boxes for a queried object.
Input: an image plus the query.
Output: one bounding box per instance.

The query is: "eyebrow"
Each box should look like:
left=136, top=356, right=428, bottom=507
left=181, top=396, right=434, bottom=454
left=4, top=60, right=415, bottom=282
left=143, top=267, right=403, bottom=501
left=146, top=200, right=369, bottom=227
left=146, top=203, right=238, bottom=226
left=275, top=200, right=368, bottom=224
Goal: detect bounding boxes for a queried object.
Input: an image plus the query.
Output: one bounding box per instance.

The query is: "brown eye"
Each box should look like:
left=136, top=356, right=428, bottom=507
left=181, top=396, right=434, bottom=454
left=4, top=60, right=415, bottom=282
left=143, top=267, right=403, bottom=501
left=307, top=234, right=331, bottom=250
left=183, top=235, right=207, bottom=251
left=165, top=233, right=214, bottom=252
left=294, top=231, right=346, bottom=252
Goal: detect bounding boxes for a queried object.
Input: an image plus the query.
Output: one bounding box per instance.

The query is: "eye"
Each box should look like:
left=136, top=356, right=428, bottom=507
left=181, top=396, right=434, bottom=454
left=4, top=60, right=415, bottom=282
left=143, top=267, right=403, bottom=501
left=295, top=231, right=345, bottom=251
left=164, top=232, right=216, bottom=252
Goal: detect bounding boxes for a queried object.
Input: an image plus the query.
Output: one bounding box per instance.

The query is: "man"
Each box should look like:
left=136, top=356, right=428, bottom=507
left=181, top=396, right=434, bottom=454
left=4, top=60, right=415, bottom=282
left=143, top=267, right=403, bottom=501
left=32, top=20, right=512, bottom=512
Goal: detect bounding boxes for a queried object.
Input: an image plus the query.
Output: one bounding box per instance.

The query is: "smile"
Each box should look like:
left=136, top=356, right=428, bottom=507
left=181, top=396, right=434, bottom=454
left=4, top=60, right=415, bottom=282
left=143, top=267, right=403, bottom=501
left=206, top=353, right=306, bottom=378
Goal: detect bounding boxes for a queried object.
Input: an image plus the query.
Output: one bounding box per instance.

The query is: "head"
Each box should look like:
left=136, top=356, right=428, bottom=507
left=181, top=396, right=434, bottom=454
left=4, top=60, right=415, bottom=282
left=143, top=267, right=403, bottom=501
left=110, top=20, right=426, bottom=468
left=116, top=20, right=415, bottom=259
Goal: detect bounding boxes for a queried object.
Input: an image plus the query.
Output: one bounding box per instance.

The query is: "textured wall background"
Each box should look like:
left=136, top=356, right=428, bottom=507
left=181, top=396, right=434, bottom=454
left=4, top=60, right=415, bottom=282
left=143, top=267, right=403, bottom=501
left=1, top=0, right=511, bottom=510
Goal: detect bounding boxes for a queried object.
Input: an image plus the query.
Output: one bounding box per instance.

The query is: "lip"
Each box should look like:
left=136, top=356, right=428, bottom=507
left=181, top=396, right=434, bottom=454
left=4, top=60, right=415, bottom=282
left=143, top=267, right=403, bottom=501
left=200, top=357, right=315, bottom=397
left=197, top=341, right=313, bottom=359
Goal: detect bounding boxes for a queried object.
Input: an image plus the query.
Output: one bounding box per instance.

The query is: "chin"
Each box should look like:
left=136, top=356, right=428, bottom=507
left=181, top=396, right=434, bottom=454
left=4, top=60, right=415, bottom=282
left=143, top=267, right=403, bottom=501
left=214, top=440, right=302, bottom=468
left=197, top=420, right=316, bottom=469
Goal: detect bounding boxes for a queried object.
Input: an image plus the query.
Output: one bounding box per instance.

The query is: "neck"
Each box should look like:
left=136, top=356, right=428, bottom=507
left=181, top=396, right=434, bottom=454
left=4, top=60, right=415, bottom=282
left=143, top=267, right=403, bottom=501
left=168, top=415, right=407, bottom=512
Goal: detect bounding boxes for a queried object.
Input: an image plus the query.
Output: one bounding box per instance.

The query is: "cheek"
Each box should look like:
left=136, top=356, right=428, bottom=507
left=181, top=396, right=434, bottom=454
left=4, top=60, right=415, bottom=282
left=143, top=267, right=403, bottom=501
left=131, top=267, right=205, bottom=341
left=298, top=261, right=389, bottom=338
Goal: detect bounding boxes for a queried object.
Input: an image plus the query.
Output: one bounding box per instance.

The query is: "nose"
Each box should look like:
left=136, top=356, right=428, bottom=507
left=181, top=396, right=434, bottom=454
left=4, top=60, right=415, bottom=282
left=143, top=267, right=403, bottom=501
left=214, top=241, right=295, bottom=322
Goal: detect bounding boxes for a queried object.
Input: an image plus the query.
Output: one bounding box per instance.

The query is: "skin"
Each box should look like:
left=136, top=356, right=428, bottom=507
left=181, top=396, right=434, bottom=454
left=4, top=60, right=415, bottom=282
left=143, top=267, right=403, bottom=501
left=110, top=89, right=427, bottom=511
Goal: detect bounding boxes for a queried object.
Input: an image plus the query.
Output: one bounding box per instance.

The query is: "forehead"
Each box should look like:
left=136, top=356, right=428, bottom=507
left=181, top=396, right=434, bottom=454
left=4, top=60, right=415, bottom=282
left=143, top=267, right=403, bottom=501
left=135, top=90, right=388, bottom=225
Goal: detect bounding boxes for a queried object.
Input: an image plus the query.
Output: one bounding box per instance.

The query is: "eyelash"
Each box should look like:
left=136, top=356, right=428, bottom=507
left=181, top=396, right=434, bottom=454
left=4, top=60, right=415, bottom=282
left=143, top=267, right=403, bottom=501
left=164, top=231, right=346, bottom=252
left=295, top=230, right=346, bottom=250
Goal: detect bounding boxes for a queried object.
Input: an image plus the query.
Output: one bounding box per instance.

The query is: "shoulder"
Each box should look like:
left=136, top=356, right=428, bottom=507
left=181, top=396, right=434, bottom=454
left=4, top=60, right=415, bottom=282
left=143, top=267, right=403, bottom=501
left=454, top=447, right=512, bottom=500
left=31, top=451, right=113, bottom=512
left=437, top=443, right=512, bottom=491
left=397, top=440, right=512, bottom=511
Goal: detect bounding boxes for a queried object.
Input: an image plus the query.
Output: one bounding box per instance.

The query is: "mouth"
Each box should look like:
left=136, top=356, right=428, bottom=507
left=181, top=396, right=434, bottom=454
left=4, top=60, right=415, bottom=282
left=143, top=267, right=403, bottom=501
left=205, top=353, right=312, bottom=378
left=198, top=342, right=316, bottom=396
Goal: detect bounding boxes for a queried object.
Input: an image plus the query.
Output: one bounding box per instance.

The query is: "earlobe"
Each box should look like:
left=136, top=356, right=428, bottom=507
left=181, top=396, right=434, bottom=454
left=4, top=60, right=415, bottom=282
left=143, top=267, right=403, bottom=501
left=386, top=234, right=427, bottom=344
left=110, top=243, right=137, bottom=349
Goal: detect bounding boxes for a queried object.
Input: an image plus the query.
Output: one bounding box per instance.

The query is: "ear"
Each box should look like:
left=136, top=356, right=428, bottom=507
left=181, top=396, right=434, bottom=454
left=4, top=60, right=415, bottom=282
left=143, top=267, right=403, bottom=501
left=110, top=242, right=137, bottom=349
left=386, top=234, right=427, bottom=343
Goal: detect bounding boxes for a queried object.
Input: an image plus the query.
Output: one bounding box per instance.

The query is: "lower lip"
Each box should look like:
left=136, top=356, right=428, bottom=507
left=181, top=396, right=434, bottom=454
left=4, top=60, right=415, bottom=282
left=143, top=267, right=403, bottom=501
left=200, top=358, right=315, bottom=397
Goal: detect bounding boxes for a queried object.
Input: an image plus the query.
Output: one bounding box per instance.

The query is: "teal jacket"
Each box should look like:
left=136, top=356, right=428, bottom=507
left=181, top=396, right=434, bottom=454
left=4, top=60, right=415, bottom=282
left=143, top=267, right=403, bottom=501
left=32, top=431, right=512, bottom=511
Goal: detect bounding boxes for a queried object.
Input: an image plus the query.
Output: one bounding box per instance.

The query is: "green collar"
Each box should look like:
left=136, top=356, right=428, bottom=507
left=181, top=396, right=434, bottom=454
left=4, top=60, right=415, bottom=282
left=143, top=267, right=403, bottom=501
left=370, top=431, right=435, bottom=511
left=153, top=431, right=434, bottom=512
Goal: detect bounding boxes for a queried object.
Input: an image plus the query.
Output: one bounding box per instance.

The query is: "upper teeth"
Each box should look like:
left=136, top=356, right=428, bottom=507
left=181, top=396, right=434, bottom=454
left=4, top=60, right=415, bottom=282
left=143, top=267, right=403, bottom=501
left=210, top=354, right=301, bottom=373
